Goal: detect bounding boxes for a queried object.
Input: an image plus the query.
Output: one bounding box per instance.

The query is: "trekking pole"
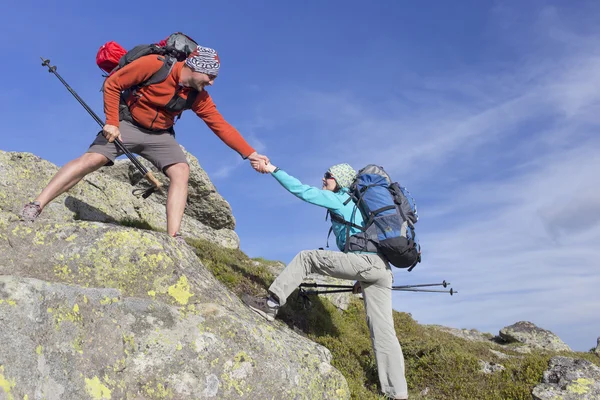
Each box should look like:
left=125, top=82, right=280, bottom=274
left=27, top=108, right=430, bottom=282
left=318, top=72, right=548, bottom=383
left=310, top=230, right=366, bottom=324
left=299, top=281, right=452, bottom=290
left=40, top=57, right=161, bottom=199
left=299, top=283, right=355, bottom=289
left=393, top=280, right=451, bottom=289
left=393, top=287, right=458, bottom=295
left=298, top=284, right=458, bottom=296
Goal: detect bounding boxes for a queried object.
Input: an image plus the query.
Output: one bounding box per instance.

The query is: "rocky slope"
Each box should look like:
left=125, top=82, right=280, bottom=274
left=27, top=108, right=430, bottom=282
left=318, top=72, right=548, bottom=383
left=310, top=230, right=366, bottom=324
left=0, top=150, right=347, bottom=399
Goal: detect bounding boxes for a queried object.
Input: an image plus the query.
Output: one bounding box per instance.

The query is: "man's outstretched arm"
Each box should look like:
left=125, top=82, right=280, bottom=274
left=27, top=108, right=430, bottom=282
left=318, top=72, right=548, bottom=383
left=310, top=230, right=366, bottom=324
left=193, top=93, right=269, bottom=172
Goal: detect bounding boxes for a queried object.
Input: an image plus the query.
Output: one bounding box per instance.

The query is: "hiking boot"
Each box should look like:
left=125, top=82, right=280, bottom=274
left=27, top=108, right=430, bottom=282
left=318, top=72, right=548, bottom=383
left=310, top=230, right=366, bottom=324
left=242, top=294, right=280, bottom=322
left=20, top=201, right=42, bottom=222
left=172, top=232, right=187, bottom=246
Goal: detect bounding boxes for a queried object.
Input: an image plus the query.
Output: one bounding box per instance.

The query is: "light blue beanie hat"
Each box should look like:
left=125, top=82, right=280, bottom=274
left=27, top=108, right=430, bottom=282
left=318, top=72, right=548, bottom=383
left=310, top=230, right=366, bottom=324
left=327, top=163, right=356, bottom=189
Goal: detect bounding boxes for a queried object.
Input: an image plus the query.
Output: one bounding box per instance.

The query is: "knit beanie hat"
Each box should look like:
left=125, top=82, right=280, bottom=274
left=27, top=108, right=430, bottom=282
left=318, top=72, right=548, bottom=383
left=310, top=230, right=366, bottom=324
left=185, top=46, right=220, bottom=76
left=327, top=163, right=356, bottom=189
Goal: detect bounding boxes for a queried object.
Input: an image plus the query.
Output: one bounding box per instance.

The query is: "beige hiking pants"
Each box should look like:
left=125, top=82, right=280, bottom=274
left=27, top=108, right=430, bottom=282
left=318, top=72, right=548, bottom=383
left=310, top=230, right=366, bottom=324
left=269, top=250, right=408, bottom=399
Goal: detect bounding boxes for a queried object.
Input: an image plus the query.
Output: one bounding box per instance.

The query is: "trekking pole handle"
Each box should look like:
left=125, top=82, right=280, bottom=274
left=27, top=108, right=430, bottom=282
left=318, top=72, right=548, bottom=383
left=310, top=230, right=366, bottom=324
left=144, top=171, right=162, bottom=190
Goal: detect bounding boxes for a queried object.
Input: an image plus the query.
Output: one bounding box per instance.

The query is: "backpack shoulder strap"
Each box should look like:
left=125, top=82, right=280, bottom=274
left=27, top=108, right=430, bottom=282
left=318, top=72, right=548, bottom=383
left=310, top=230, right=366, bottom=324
left=141, top=55, right=177, bottom=87
left=328, top=210, right=363, bottom=230
left=117, top=44, right=162, bottom=69
left=184, top=88, right=199, bottom=109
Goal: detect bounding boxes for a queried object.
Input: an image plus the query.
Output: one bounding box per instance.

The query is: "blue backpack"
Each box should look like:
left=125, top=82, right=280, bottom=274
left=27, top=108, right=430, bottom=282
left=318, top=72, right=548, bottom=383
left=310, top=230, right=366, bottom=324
left=330, top=165, right=422, bottom=271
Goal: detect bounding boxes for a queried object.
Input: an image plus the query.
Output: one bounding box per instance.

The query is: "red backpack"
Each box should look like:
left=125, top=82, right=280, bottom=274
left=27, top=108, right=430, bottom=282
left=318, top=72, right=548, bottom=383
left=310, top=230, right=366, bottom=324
left=95, top=32, right=198, bottom=78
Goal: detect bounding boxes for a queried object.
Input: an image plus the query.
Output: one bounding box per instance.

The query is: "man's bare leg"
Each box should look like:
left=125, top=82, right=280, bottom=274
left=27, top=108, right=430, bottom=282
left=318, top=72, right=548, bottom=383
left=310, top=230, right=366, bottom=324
left=35, top=152, right=109, bottom=209
left=164, top=162, right=190, bottom=236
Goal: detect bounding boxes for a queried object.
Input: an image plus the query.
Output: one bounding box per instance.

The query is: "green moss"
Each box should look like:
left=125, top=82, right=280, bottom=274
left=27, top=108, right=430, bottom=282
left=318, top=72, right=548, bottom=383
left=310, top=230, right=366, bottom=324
left=188, top=237, right=274, bottom=296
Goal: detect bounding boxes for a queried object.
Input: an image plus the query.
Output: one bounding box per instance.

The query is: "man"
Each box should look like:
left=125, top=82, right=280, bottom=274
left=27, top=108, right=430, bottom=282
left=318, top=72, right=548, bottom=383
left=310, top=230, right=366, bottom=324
left=21, top=45, right=269, bottom=241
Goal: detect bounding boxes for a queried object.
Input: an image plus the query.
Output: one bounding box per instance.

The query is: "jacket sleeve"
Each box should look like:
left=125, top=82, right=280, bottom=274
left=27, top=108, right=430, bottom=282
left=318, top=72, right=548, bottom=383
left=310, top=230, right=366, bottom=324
left=271, top=169, right=343, bottom=210
left=103, top=55, right=165, bottom=127
left=192, top=91, right=256, bottom=158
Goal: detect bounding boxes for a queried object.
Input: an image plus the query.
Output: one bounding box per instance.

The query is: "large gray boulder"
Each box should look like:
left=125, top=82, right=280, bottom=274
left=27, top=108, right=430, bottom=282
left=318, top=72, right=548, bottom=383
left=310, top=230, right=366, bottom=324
left=0, top=214, right=349, bottom=399
left=0, top=151, right=238, bottom=248
left=99, top=147, right=235, bottom=230
left=499, top=321, right=572, bottom=352
left=532, top=356, right=600, bottom=399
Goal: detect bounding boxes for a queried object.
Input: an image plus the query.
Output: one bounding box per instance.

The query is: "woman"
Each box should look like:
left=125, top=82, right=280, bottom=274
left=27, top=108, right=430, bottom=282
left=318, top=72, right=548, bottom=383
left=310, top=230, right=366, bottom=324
left=243, top=162, right=409, bottom=399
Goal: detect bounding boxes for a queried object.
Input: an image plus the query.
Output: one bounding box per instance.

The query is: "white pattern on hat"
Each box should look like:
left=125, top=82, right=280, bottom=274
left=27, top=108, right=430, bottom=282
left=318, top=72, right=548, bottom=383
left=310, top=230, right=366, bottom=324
left=185, top=46, right=220, bottom=76
left=328, top=163, right=357, bottom=189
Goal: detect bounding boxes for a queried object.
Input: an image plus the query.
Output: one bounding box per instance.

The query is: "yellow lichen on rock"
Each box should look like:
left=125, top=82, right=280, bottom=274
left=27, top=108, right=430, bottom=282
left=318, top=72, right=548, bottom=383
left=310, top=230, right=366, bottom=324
left=0, top=365, right=16, bottom=400
left=567, top=377, right=593, bottom=394
left=167, top=275, right=194, bottom=305
left=84, top=376, right=112, bottom=399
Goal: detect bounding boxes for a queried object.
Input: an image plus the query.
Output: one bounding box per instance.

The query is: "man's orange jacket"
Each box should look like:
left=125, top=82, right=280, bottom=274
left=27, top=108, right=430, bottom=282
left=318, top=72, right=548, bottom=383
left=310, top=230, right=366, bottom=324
left=103, top=55, right=255, bottom=158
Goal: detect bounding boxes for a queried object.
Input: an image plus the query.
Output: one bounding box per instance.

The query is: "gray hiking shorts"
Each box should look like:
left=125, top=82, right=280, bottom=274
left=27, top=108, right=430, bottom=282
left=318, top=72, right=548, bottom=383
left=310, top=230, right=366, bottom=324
left=87, top=120, right=188, bottom=172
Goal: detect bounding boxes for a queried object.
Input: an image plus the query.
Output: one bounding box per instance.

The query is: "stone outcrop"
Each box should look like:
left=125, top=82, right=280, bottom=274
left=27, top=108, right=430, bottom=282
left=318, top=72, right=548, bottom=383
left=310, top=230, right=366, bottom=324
left=478, top=360, right=505, bottom=374
left=533, top=356, right=600, bottom=400
left=428, top=326, right=495, bottom=343
left=99, top=147, right=235, bottom=230
left=0, top=151, right=238, bottom=248
left=0, top=150, right=349, bottom=399
left=0, top=214, right=348, bottom=399
left=500, top=321, right=572, bottom=352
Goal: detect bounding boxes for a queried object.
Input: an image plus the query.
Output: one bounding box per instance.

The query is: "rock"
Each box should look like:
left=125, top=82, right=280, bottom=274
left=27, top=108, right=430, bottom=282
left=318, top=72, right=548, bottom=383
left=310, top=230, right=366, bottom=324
left=532, top=356, right=600, bottom=399
left=595, top=337, right=600, bottom=355
left=499, top=321, right=572, bottom=352
left=511, top=345, right=533, bottom=354
left=489, top=349, right=513, bottom=360
left=428, top=326, right=495, bottom=343
left=478, top=360, right=506, bottom=374
left=100, top=147, right=235, bottom=230
left=0, top=218, right=349, bottom=399
left=0, top=151, right=238, bottom=248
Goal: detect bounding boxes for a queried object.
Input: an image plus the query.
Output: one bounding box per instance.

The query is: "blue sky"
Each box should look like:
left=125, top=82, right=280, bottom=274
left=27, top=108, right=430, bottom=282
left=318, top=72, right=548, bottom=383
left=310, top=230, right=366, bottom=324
left=2, top=1, right=599, bottom=351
